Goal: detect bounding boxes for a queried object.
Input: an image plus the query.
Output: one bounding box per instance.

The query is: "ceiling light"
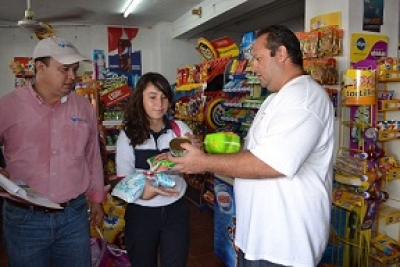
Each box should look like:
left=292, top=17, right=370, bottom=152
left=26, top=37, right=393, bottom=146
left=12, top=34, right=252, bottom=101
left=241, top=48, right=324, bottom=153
left=123, top=0, right=141, bottom=18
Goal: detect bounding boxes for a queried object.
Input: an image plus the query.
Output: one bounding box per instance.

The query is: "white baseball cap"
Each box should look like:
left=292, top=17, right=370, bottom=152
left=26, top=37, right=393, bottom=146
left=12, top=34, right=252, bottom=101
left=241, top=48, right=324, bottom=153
left=33, top=36, right=92, bottom=64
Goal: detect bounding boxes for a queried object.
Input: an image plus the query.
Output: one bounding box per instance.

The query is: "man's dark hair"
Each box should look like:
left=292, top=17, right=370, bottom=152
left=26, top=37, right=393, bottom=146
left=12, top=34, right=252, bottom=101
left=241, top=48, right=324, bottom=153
left=34, top=57, right=51, bottom=74
left=34, top=57, right=51, bottom=66
left=257, top=25, right=303, bottom=67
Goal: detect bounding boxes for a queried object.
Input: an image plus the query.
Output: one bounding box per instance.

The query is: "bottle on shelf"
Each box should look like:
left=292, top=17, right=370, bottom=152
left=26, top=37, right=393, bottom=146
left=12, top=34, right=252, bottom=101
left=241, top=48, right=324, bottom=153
left=95, top=52, right=106, bottom=80
left=117, top=29, right=132, bottom=72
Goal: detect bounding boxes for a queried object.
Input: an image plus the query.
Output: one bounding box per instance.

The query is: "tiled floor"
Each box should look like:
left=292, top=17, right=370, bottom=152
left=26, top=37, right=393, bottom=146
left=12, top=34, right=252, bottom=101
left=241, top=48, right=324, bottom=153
left=0, top=198, right=226, bottom=267
left=186, top=199, right=226, bottom=267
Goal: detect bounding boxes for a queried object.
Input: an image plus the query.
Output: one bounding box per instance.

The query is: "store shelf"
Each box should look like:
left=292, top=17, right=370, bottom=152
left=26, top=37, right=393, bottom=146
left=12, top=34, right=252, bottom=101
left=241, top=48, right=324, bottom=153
left=378, top=99, right=400, bottom=111
left=242, top=99, right=263, bottom=109
left=378, top=129, right=400, bottom=142
left=175, top=83, right=204, bottom=92
left=102, top=120, right=123, bottom=127
left=228, top=74, right=247, bottom=80
left=378, top=204, right=400, bottom=226
left=222, top=87, right=252, bottom=93
left=379, top=70, right=400, bottom=82
left=387, top=167, right=400, bottom=180
left=106, top=145, right=116, bottom=152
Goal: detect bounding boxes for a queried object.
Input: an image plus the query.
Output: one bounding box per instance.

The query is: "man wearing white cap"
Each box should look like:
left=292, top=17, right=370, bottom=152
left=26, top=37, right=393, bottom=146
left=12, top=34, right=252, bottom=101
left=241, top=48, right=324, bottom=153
left=0, top=37, right=107, bottom=267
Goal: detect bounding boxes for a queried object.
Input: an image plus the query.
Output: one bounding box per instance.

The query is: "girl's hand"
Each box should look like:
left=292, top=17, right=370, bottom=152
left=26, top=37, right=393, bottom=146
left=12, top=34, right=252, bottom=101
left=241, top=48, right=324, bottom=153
left=141, top=179, right=179, bottom=200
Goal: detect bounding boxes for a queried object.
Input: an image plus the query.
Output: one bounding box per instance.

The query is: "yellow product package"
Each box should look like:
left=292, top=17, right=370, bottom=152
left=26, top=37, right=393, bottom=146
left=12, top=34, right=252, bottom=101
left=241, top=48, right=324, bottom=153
left=90, top=194, right=127, bottom=250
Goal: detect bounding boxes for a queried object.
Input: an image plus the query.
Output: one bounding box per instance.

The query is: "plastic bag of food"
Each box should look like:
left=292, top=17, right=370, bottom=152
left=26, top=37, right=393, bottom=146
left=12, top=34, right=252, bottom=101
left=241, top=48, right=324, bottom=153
left=111, top=171, right=176, bottom=203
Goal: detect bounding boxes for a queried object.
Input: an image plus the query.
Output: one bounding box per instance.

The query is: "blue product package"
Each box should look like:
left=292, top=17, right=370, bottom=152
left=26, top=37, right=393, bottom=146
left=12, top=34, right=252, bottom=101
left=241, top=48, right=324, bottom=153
left=214, top=178, right=237, bottom=267
left=239, top=31, right=256, bottom=61
left=111, top=172, right=146, bottom=203
left=150, top=172, right=176, bottom=188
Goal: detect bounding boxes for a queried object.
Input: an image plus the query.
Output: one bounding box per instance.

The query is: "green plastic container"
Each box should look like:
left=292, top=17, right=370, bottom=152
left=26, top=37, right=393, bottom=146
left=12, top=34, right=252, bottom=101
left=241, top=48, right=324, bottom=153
left=204, top=132, right=240, bottom=154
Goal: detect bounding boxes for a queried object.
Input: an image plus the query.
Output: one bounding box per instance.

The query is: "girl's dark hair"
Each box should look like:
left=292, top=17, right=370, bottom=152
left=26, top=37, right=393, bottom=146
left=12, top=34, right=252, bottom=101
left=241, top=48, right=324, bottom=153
left=257, top=25, right=303, bottom=67
left=123, top=72, right=173, bottom=147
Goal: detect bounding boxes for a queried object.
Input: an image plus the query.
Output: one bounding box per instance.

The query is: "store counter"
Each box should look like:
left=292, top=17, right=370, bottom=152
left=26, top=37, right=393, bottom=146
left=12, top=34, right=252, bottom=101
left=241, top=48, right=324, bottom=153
left=213, top=174, right=237, bottom=267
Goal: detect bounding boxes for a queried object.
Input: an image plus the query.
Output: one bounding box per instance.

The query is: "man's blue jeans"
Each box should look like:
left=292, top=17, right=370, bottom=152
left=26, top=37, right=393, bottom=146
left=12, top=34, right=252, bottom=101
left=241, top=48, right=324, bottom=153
left=2, top=195, right=90, bottom=267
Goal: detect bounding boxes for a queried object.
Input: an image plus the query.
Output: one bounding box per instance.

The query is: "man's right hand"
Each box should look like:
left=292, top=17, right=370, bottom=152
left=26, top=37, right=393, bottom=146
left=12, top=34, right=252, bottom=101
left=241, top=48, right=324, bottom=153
left=0, top=167, right=10, bottom=178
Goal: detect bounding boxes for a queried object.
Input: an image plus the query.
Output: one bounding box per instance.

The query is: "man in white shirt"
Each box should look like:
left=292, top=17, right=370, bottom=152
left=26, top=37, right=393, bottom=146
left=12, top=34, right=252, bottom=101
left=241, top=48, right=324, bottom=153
left=169, top=25, right=335, bottom=267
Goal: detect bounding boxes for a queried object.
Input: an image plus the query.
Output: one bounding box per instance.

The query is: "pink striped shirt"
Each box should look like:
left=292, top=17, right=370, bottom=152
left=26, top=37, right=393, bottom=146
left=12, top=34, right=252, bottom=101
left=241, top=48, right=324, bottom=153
left=0, top=84, right=106, bottom=204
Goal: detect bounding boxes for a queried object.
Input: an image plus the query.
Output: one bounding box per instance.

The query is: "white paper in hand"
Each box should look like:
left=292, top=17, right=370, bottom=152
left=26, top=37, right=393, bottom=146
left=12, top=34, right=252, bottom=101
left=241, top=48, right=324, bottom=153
left=0, top=174, right=62, bottom=209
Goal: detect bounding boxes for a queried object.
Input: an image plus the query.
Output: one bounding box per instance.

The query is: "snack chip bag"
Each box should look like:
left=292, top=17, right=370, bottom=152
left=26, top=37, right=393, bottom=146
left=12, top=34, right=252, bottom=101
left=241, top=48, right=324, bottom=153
left=147, top=153, right=176, bottom=171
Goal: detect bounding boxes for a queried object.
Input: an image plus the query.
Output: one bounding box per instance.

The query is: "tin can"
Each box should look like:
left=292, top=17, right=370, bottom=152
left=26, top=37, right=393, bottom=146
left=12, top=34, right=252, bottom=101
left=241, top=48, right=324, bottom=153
left=341, top=69, right=376, bottom=106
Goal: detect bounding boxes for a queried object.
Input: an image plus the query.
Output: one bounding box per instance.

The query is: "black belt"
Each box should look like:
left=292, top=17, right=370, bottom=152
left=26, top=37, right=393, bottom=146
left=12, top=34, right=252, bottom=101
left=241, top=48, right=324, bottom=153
left=5, top=197, right=77, bottom=214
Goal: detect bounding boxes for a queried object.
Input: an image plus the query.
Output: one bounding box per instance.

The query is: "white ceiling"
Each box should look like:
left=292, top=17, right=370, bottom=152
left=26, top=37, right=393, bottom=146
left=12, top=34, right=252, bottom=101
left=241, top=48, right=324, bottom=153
left=0, top=0, right=204, bottom=27
left=0, top=0, right=305, bottom=39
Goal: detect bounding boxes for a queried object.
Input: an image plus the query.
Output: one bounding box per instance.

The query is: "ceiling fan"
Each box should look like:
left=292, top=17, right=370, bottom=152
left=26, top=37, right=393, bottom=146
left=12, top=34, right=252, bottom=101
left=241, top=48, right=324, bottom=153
left=17, top=0, right=43, bottom=29
left=16, top=0, right=56, bottom=40
left=0, top=0, right=91, bottom=39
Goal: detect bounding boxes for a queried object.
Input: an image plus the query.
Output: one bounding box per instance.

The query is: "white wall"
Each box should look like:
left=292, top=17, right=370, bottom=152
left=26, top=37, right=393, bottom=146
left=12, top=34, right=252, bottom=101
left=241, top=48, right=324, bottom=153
left=0, top=23, right=202, bottom=97
left=149, top=22, right=204, bottom=83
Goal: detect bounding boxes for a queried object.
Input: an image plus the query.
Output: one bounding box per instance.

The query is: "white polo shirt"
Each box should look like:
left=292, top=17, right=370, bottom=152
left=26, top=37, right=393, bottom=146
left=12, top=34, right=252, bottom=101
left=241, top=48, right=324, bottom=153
left=234, top=75, right=334, bottom=267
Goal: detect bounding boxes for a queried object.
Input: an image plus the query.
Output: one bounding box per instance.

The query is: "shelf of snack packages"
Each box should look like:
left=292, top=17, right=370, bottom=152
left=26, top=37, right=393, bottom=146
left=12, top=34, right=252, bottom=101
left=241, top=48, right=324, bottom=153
left=327, top=57, right=400, bottom=267
left=175, top=57, right=231, bottom=92
left=220, top=71, right=265, bottom=134
left=296, top=26, right=400, bottom=266
left=73, top=68, right=134, bottom=190
left=71, top=70, right=127, bottom=183
left=97, top=71, right=132, bottom=186
left=84, top=67, right=134, bottom=252
left=296, top=26, right=342, bottom=118
left=8, top=57, right=35, bottom=86
left=173, top=27, right=342, bottom=219
left=172, top=35, right=246, bottom=211
left=175, top=27, right=343, bottom=266
left=173, top=56, right=266, bottom=211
